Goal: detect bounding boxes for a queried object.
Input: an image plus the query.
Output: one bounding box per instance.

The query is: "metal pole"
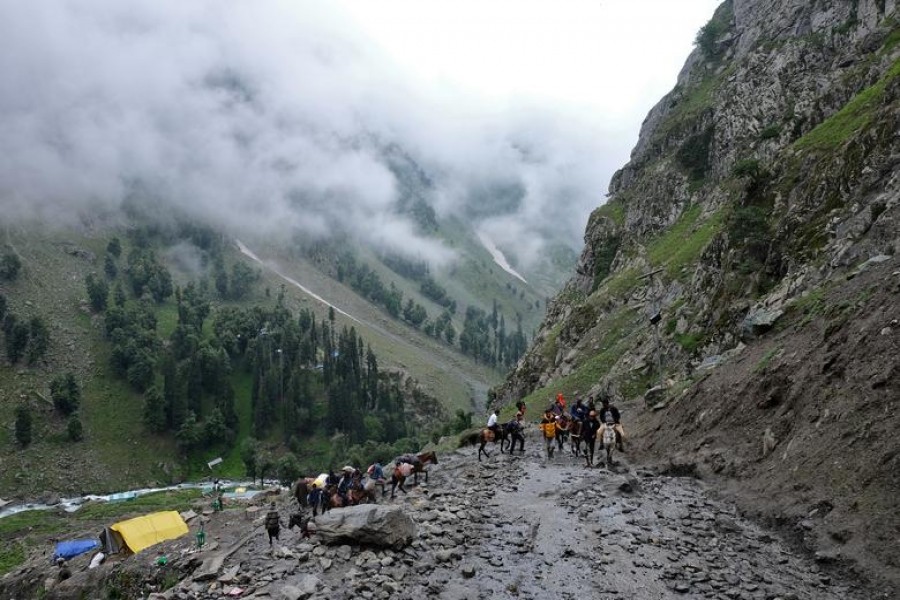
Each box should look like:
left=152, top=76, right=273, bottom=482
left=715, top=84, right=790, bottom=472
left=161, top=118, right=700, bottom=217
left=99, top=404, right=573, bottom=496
left=654, top=321, right=664, bottom=389
left=640, top=268, right=666, bottom=392
left=277, top=348, right=284, bottom=417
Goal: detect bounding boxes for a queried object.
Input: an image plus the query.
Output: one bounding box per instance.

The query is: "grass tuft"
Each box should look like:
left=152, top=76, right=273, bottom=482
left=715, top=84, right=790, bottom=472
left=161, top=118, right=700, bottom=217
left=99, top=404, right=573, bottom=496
left=647, top=205, right=724, bottom=279
left=0, top=543, right=26, bottom=575
left=793, top=58, right=900, bottom=153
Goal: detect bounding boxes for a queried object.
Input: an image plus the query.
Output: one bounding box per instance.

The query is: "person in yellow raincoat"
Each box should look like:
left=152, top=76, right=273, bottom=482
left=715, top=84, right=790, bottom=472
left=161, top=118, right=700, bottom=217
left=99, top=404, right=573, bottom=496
left=539, top=410, right=557, bottom=458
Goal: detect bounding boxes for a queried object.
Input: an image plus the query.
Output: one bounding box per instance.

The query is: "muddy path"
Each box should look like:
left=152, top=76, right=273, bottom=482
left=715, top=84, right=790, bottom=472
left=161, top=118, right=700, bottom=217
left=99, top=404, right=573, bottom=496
left=397, top=432, right=868, bottom=600
left=25, top=431, right=875, bottom=600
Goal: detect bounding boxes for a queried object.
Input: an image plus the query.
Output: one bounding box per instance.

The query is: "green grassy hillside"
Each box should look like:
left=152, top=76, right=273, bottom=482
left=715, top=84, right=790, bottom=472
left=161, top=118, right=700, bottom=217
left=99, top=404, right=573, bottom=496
left=0, top=222, right=502, bottom=498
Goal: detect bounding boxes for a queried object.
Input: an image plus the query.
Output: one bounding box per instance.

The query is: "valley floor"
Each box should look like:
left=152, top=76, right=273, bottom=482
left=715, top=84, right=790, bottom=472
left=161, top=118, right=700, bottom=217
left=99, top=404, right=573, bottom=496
left=12, top=430, right=886, bottom=600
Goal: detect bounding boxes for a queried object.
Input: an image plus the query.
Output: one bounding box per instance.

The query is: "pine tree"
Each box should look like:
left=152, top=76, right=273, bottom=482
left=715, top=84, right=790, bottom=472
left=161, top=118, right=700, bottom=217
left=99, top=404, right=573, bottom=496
left=176, top=411, right=201, bottom=454
left=26, top=316, right=50, bottom=364
left=50, top=372, right=81, bottom=415
left=241, top=437, right=260, bottom=483
left=15, top=403, right=32, bottom=447
left=143, top=385, right=166, bottom=432
left=5, top=318, right=29, bottom=363
left=0, top=251, right=22, bottom=281
left=86, top=273, right=109, bottom=312
left=106, top=237, right=122, bottom=258
left=113, top=282, right=127, bottom=307
left=104, top=254, right=118, bottom=279
left=365, top=346, right=379, bottom=410
left=204, top=407, right=228, bottom=443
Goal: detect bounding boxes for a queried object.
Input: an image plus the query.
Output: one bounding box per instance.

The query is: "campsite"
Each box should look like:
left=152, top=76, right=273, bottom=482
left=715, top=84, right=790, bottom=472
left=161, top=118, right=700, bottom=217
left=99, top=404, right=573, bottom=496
left=0, top=481, right=276, bottom=595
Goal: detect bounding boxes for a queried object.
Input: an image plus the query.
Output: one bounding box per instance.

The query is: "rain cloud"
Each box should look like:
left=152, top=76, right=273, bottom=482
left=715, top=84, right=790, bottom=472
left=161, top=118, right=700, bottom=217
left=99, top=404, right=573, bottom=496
left=0, top=0, right=681, bottom=267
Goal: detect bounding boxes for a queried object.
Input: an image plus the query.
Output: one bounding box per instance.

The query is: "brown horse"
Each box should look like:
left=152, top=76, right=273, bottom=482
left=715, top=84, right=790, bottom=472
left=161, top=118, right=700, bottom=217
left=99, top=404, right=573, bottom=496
left=477, top=427, right=508, bottom=461
left=389, top=451, right=439, bottom=498
left=291, top=477, right=315, bottom=507
left=569, top=419, right=583, bottom=457
left=322, top=482, right=376, bottom=510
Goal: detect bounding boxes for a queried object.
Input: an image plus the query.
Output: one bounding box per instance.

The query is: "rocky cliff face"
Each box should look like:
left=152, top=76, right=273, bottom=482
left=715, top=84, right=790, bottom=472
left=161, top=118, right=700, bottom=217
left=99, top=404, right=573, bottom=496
left=497, top=0, right=900, bottom=591
left=499, top=0, right=899, bottom=400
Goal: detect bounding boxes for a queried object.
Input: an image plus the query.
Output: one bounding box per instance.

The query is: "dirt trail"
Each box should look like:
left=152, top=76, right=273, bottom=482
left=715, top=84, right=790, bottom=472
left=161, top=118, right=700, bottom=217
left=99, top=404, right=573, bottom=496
left=15, top=432, right=877, bottom=600
left=406, top=433, right=869, bottom=600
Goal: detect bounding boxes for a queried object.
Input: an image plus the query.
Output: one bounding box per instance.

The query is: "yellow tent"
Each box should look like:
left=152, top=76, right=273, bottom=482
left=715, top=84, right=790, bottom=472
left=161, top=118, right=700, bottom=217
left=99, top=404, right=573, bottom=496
left=109, top=511, right=189, bottom=554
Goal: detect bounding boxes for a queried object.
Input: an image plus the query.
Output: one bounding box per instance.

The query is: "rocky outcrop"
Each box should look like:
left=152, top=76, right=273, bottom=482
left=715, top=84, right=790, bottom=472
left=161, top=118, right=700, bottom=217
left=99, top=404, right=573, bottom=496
left=499, top=0, right=900, bottom=402
left=314, top=505, right=416, bottom=549
left=496, top=1, right=900, bottom=591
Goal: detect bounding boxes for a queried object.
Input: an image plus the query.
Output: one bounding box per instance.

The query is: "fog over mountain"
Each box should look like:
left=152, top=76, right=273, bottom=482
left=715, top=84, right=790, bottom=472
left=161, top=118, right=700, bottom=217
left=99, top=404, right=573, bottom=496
left=0, top=0, right=715, bottom=267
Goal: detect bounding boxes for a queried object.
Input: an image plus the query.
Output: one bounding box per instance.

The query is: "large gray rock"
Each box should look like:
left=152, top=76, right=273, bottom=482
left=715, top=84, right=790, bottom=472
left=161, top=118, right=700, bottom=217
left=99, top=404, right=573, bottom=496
left=279, top=575, right=322, bottom=600
left=315, top=505, right=416, bottom=549
left=741, top=307, right=784, bottom=338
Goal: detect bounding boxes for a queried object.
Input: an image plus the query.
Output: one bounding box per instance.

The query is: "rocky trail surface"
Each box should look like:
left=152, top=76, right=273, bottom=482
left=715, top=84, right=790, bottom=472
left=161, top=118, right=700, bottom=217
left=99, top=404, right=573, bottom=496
left=22, top=431, right=877, bottom=600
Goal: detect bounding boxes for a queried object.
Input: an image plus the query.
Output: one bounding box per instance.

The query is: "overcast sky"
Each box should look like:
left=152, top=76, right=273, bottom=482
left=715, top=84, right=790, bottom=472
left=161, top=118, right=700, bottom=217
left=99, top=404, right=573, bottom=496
left=0, top=0, right=720, bottom=265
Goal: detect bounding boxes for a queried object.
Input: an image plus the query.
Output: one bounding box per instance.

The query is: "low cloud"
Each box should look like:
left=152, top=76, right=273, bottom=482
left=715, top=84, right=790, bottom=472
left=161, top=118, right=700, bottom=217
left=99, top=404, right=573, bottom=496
left=0, top=0, right=676, bottom=269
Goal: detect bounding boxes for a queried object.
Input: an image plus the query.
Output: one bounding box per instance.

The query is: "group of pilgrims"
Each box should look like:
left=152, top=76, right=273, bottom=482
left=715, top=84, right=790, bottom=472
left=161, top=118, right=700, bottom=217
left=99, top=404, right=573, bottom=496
left=488, top=393, right=626, bottom=467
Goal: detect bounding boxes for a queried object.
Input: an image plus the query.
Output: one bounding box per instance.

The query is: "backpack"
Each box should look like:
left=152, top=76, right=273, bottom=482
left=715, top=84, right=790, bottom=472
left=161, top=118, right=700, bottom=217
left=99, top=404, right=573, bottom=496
left=265, top=511, right=280, bottom=529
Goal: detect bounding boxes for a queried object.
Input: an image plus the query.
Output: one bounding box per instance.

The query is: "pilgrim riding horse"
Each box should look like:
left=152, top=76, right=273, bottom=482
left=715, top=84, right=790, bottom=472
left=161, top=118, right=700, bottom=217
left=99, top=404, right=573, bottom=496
left=389, top=451, right=438, bottom=498
left=477, top=424, right=509, bottom=461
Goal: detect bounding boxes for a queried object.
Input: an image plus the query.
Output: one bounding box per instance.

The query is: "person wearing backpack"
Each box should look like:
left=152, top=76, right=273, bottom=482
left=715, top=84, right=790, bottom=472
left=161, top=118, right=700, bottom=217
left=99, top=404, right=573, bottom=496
left=540, top=410, right=557, bottom=458
left=264, top=502, right=281, bottom=546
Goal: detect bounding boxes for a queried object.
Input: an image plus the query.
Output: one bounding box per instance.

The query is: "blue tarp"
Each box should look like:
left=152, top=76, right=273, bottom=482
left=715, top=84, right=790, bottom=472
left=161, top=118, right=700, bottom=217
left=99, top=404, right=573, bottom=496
left=54, top=539, right=100, bottom=560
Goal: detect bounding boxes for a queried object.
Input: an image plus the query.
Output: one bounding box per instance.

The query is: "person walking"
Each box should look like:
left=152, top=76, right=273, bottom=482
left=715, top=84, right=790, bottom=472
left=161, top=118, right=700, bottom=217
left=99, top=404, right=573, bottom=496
left=555, top=414, right=570, bottom=452
left=264, top=502, right=281, bottom=546
left=540, top=411, right=557, bottom=459
left=570, top=398, right=587, bottom=422
left=582, top=411, right=601, bottom=467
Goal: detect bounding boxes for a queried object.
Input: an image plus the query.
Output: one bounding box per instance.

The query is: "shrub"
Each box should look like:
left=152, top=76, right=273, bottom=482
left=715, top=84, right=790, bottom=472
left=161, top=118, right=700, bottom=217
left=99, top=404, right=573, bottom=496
left=676, top=127, right=714, bottom=181
left=592, top=236, right=620, bottom=288
left=50, top=372, right=81, bottom=415
left=759, top=124, right=781, bottom=140
left=0, top=251, right=22, bottom=281
left=695, top=14, right=729, bottom=59
left=727, top=206, right=771, bottom=266
left=732, top=159, right=763, bottom=179
left=67, top=415, right=84, bottom=442
left=674, top=332, right=704, bottom=353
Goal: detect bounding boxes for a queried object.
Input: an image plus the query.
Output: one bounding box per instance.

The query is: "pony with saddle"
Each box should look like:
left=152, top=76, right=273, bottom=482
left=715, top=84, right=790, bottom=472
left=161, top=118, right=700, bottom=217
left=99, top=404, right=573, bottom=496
left=477, top=424, right=509, bottom=461
left=389, top=451, right=438, bottom=498
left=477, top=419, right=525, bottom=460
left=322, top=481, right=377, bottom=509
left=292, top=474, right=332, bottom=515
left=569, top=418, right=583, bottom=457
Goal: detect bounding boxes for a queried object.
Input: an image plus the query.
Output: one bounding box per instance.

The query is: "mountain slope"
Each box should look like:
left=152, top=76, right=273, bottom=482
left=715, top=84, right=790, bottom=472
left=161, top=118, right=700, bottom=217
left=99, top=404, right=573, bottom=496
left=497, top=0, right=900, bottom=591
left=0, top=222, right=504, bottom=498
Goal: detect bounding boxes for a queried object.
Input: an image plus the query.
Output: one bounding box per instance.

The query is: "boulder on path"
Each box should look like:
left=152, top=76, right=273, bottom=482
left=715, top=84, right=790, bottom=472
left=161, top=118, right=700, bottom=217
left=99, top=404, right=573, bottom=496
left=315, top=505, right=416, bottom=549
left=278, top=575, right=321, bottom=600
